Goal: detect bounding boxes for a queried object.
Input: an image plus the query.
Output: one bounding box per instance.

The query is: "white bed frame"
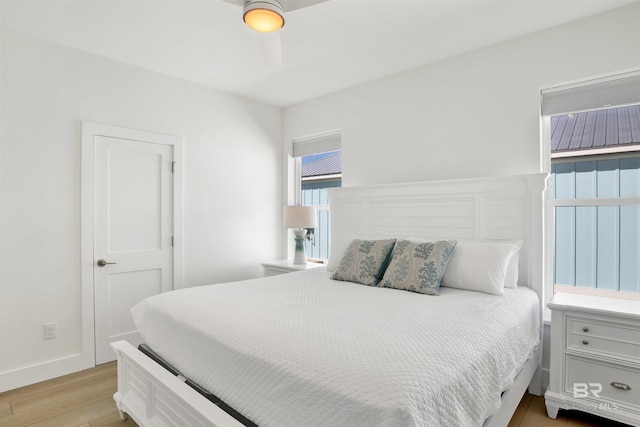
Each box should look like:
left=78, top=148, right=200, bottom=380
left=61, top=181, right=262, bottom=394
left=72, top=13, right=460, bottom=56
left=112, top=173, right=549, bottom=427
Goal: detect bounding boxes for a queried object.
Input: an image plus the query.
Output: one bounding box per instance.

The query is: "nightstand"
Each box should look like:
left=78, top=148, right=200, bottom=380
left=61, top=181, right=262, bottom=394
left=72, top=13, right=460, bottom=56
left=261, top=259, right=326, bottom=277
left=545, top=292, right=640, bottom=426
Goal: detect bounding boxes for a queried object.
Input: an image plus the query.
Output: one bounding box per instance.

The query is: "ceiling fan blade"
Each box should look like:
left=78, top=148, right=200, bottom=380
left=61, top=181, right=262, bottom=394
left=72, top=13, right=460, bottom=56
left=220, top=0, right=329, bottom=13
left=221, top=0, right=325, bottom=64
left=282, top=0, right=328, bottom=12
left=220, top=0, right=245, bottom=7
left=260, top=32, right=282, bottom=64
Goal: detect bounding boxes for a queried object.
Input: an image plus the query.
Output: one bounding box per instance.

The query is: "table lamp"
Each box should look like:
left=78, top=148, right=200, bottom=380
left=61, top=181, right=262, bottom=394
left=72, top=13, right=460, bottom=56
left=283, top=205, right=318, bottom=264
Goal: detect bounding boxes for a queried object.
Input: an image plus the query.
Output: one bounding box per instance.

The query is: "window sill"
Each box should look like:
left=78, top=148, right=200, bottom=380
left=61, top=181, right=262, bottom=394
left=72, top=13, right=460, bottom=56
left=553, top=284, right=640, bottom=302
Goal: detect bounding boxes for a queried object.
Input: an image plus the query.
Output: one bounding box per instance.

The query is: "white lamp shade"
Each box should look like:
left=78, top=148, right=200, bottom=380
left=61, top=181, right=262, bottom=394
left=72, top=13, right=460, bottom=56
left=283, top=206, right=317, bottom=229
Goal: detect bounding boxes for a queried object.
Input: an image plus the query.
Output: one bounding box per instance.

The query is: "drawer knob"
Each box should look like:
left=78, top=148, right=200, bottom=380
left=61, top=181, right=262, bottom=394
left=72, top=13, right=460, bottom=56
left=610, top=382, right=632, bottom=391
left=582, top=326, right=589, bottom=332
left=582, top=340, right=589, bottom=345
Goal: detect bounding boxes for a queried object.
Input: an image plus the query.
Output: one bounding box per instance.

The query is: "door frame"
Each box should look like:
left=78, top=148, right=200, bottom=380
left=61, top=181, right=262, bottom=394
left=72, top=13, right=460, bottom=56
left=80, top=121, right=183, bottom=368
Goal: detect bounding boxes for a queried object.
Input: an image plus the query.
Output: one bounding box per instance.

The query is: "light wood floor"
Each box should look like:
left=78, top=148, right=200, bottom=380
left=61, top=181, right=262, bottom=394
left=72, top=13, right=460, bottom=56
left=0, top=363, right=136, bottom=427
left=0, top=363, right=630, bottom=427
left=507, top=392, right=629, bottom=427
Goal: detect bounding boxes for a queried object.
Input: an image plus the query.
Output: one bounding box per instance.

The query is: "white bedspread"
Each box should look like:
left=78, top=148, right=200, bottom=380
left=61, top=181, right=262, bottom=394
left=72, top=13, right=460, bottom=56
left=131, top=268, right=540, bottom=427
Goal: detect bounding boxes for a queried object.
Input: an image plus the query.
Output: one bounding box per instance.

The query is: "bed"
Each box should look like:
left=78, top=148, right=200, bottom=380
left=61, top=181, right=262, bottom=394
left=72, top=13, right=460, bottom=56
left=111, top=173, right=548, bottom=427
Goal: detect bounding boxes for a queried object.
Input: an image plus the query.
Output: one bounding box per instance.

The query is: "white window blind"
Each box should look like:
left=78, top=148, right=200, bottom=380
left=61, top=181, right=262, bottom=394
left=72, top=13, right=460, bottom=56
left=541, top=71, right=640, bottom=116
left=292, top=131, right=341, bottom=158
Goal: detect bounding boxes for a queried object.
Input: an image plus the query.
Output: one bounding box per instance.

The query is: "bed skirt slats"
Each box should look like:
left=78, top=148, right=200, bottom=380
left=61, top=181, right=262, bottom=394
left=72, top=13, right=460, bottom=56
left=112, top=340, right=243, bottom=427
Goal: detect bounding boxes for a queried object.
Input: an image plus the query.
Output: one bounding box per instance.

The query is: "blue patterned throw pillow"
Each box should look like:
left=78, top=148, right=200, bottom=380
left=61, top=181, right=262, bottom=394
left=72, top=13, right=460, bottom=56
left=331, top=239, right=396, bottom=286
left=380, top=239, right=457, bottom=295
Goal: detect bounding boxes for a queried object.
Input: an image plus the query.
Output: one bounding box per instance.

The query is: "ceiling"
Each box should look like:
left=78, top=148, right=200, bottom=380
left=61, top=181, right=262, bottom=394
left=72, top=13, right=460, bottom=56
left=1, top=0, right=635, bottom=107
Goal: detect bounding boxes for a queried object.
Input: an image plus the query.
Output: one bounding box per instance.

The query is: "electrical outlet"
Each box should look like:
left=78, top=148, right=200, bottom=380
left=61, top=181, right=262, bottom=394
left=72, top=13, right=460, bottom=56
left=44, top=322, right=57, bottom=340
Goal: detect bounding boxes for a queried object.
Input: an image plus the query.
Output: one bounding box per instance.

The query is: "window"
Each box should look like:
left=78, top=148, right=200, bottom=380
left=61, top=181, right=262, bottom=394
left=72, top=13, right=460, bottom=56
left=551, top=144, right=640, bottom=296
left=292, top=132, right=342, bottom=262
left=543, top=76, right=640, bottom=300
left=300, top=151, right=341, bottom=260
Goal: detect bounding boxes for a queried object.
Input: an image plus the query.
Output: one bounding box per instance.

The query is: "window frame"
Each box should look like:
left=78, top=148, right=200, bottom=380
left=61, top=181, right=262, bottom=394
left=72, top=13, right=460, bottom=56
left=289, top=131, right=342, bottom=262
left=542, top=105, right=640, bottom=316
left=295, top=153, right=342, bottom=262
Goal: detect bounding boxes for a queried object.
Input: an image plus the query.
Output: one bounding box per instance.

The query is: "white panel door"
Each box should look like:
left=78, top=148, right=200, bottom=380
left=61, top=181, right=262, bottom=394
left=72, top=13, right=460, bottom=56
left=94, top=136, right=173, bottom=365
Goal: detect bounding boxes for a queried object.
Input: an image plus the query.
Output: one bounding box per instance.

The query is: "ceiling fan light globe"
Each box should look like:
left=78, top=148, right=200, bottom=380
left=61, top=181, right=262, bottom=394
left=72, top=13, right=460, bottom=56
left=243, top=1, right=285, bottom=33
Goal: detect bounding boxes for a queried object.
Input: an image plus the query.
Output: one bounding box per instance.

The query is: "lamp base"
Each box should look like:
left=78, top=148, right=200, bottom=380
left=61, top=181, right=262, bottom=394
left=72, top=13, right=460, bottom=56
left=293, top=228, right=308, bottom=265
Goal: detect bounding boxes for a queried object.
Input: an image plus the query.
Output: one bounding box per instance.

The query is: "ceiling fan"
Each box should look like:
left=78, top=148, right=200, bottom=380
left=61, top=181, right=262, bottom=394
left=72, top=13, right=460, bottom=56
left=222, top=0, right=328, bottom=64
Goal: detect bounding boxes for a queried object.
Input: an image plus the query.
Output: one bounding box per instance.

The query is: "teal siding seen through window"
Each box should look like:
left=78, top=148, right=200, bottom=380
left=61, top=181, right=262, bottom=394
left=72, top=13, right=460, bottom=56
left=552, top=157, right=640, bottom=293
left=552, top=158, right=640, bottom=199
left=299, top=149, right=342, bottom=261
left=301, top=180, right=340, bottom=260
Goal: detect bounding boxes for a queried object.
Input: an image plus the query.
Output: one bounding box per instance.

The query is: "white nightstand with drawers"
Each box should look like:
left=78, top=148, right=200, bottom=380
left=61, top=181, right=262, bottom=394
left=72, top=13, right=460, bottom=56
left=261, top=259, right=326, bottom=277
left=545, top=293, right=640, bottom=426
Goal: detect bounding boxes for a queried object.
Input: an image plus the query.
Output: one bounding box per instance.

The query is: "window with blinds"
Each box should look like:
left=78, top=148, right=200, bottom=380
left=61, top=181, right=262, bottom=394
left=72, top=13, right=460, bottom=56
left=542, top=70, right=640, bottom=300
left=292, top=131, right=342, bottom=261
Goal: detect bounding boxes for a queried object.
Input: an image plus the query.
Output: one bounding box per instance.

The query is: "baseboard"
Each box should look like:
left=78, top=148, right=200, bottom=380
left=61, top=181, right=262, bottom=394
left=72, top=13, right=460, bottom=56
left=0, top=353, right=84, bottom=392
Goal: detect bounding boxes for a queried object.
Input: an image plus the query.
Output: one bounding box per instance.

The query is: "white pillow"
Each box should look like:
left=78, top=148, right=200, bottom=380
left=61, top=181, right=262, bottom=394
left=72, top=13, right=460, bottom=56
left=441, top=242, right=518, bottom=295
left=504, top=240, right=523, bottom=288
left=327, top=240, right=347, bottom=272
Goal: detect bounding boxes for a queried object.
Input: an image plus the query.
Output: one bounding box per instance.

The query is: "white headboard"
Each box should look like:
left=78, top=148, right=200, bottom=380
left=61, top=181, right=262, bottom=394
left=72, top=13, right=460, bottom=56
left=327, top=173, right=548, bottom=296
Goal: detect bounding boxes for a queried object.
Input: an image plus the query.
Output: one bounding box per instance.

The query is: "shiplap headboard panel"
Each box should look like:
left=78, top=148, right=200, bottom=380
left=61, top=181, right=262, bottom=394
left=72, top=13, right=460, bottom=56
left=327, top=173, right=548, bottom=295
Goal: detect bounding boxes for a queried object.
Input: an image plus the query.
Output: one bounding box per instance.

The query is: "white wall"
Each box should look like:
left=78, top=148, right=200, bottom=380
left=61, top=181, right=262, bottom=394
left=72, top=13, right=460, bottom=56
left=0, top=30, right=282, bottom=390
left=282, top=3, right=640, bottom=390
left=283, top=3, right=640, bottom=187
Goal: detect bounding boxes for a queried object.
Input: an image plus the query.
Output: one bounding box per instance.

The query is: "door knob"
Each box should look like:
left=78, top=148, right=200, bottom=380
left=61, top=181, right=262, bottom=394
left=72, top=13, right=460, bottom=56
left=97, top=259, right=116, bottom=267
